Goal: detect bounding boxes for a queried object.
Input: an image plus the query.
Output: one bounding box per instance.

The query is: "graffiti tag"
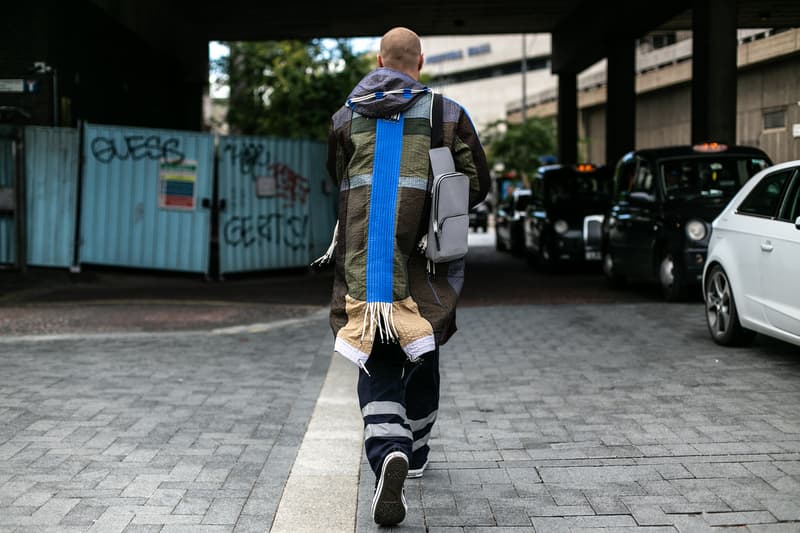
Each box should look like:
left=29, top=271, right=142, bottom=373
left=90, top=135, right=185, bottom=164
left=223, top=214, right=308, bottom=251
left=270, top=163, right=310, bottom=207
left=223, top=143, right=271, bottom=179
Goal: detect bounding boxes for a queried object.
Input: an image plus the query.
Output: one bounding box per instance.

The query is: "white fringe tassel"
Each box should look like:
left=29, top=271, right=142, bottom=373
left=310, top=221, right=338, bottom=268
left=360, top=302, right=400, bottom=343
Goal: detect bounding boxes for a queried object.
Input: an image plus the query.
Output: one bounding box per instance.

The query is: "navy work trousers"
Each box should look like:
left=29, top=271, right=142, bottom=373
left=358, top=340, right=439, bottom=477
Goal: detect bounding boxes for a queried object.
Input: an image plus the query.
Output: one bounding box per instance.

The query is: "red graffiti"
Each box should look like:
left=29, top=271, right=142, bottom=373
left=271, top=163, right=310, bottom=208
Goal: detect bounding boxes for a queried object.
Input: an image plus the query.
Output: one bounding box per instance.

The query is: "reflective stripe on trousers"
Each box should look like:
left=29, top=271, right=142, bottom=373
left=358, top=340, right=439, bottom=477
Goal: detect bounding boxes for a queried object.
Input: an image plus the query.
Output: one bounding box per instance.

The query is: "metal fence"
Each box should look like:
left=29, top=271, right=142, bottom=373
left=24, top=127, right=80, bottom=268
left=3, top=124, right=337, bottom=276
left=0, top=134, right=14, bottom=266
left=79, top=124, right=215, bottom=274
left=217, top=135, right=332, bottom=274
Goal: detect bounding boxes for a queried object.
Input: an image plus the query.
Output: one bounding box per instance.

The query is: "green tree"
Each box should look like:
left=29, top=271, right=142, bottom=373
left=217, top=40, right=372, bottom=141
left=483, top=118, right=556, bottom=177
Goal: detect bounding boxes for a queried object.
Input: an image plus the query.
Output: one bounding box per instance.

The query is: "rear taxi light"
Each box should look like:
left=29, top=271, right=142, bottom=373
left=693, top=142, right=728, bottom=153
left=575, top=163, right=596, bottom=172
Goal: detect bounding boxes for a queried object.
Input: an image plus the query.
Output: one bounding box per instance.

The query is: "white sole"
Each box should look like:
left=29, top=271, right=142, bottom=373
left=407, top=459, right=429, bottom=479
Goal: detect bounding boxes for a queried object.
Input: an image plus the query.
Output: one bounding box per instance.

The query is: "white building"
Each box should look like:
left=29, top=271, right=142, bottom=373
left=420, top=34, right=558, bottom=133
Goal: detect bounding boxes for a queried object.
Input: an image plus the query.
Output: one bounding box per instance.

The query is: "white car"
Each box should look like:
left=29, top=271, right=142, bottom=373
left=703, top=160, right=800, bottom=347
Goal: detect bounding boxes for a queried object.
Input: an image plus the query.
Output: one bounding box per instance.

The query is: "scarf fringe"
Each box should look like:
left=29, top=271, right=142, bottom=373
left=310, top=221, right=338, bottom=268
left=360, top=301, right=399, bottom=343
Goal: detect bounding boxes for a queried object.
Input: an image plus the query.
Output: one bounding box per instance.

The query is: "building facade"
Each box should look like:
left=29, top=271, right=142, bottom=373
left=423, top=29, right=800, bottom=166
left=510, top=29, right=800, bottom=165
left=420, top=34, right=563, bottom=132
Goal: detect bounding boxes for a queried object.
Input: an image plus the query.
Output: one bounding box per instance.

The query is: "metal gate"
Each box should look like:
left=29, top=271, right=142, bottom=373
left=217, top=135, right=332, bottom=274
left=24, top=127, right=80, bottom=268
left=0, top=127, right=21, bottom=268
left=79, top=124, right=215, bottom=274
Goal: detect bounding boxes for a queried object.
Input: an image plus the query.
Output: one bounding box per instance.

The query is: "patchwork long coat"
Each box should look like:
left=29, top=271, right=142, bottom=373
left=326, top=68, right=490, bottom=367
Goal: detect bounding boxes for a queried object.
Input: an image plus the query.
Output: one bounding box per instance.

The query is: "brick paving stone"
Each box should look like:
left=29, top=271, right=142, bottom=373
left=748, top=525, right=800, bottom=533
left=351, top=303, right=800, bottom=532
left=0, top=318, right=332, bottom=532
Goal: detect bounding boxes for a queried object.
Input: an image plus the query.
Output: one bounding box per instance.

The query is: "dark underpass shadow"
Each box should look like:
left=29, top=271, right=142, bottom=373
left=462, top=240, right=698, bottom=306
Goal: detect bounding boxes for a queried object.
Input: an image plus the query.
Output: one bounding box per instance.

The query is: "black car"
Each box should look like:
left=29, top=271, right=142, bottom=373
left=523, top=163, right=611, bottom=269
left=602, top=143, right=772, bottom=300
left=469, top=200, right=490, bottom=232
left=495, top=188, right=531, bottom=254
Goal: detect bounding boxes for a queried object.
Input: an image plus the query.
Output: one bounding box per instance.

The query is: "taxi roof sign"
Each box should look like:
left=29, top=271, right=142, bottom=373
left=693, top=142, right=728, bottom=153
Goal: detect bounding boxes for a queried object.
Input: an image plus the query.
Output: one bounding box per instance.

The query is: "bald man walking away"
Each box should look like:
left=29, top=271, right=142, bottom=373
left=323, top=27, right=490, bottom=525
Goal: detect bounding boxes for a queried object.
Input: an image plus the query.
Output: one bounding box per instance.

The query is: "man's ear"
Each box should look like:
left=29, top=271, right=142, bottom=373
left=377, top=54, right=384, bottom=68
left=418, top=53, right=424, bottom=72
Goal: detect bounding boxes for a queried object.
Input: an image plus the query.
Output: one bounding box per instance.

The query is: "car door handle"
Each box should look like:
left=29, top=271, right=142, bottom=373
left=761, top=241, right=773, bottom=253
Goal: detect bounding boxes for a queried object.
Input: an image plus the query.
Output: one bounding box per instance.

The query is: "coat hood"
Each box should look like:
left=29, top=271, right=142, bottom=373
left=346, top=68, right=429, bottom=118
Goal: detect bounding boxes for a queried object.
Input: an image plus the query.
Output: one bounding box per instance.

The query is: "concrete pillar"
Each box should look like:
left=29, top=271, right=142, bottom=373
left=691, top=0, right=737, bottom=145
left=557, top=72, right=578, bottom=165
left=605, top=40, right=636, bottom=167
left=167, top=38, right=208, bottom=131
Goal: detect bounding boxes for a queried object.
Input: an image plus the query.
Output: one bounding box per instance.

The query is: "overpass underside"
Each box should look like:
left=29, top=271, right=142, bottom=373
left=4, top=0, right=800, bottom=163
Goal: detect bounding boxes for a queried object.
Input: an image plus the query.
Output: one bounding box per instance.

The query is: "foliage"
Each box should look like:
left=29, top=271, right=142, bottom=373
left=482, top=118, right=557, bottom=177
left=216, top=40, right=372, bottom=141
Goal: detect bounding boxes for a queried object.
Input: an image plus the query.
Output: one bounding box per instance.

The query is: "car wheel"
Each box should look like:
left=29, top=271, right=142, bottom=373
left=602, top=250, right=626, bottom=287
left=537, top=241, right=557, bottom=273
left=659, top=254, right=687, bottom=302
left=510, top=229, right=524, bottom=257
left=495, top=234, right=506, bottom=251
left=525, top=249, right=538, bottom=268
left=705, top=265, right=756, bottom=346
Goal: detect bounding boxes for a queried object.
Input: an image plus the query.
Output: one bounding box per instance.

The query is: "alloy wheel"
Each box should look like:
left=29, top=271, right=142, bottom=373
left=659, top=255, right=675, bottom=288
left=706, top=269, right=731, bottom=338
left=602, top=252, right=614, bottom=278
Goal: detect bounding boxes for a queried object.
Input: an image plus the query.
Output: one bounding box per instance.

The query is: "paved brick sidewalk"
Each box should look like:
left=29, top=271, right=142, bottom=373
left=356, top=303, right=800, bottom=532
left=0, top=318, right=332, bottom=532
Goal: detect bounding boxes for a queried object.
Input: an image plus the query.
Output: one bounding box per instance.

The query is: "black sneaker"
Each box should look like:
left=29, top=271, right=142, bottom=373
left=371, top=451, right=408, bottom=525
left=407, top=459, right=428, bottom=479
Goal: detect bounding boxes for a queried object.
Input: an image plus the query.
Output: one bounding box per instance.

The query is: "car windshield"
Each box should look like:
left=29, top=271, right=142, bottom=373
left=515, top=194, right=531, bottom=211
left=548, top=173, right=609, bottom=204
left=659, top=156, right=769, bottom=200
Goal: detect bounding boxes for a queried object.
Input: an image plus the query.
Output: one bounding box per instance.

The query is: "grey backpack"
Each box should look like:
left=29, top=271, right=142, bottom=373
left=426, top=94, right=470, bottom=264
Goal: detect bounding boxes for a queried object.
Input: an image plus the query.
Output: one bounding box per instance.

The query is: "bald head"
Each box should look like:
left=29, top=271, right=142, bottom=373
left=378, top=27, right=424, bottom=80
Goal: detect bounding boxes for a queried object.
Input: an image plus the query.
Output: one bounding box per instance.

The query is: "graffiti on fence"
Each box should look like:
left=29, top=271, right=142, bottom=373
left=223, top=213, right=308, bottom=251
left=270, top=163, right=310, bottom=207
left=222, top=143, right=271, bottom=179
left=90, top=135, right=185, bottom=164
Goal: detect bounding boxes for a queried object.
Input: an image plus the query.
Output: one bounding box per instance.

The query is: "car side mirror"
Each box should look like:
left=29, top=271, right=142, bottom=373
left=795, top=216, right=800, bottom=230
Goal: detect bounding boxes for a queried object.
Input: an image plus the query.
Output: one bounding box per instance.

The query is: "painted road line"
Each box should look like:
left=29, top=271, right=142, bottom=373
left=270, top=353, right=363, bottom=533
left=211, top=309, right=328, bottom=334
left=0, top=310, right=329, bottom=344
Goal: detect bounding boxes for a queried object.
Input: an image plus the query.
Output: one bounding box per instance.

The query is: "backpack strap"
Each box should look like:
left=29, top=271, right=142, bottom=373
left=431, top=93, right=444, bottom=149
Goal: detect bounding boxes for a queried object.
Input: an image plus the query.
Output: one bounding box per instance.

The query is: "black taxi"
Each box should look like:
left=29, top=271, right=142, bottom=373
left=523, top=163, right=611, bottom=269
left=495, top=187, right=531, bottom=254
left=602, top=143, right=772, bottom=300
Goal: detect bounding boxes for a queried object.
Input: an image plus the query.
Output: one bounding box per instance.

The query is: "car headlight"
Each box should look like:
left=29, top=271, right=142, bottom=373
left=685, top=219, right=707, bottom=241
left=554, top=220, right=569, bottom=235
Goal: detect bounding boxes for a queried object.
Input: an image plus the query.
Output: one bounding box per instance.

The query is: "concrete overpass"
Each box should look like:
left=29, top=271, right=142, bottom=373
left=4, top=0, right=800, bottom=165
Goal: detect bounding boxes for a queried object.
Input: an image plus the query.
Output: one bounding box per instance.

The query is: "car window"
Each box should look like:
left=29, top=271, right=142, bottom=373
left=737, top=170, right=793, bottom=218
left=531, top=176, right=545, bottom=203
left=777, top=170, right=800, bottom=222
left=631, top=160, right=655, bottom=197
left=615, top=159, right=636, bottom=201
left=660, top=156, right=769, bottom=200
left=547, top=171, right=609, bottom=204
left=515, top=194, right=531, bottom=211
